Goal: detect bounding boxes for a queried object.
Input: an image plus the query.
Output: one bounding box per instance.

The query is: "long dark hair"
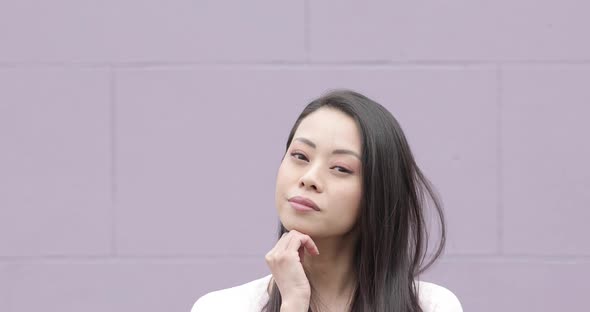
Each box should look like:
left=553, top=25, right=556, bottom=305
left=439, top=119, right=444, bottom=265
left=262, top=89, right=446, bottom=312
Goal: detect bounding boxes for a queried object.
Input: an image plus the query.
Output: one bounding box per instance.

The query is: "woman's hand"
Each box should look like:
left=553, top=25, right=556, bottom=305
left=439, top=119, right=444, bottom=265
left=265, top=229, right=320, bottom=310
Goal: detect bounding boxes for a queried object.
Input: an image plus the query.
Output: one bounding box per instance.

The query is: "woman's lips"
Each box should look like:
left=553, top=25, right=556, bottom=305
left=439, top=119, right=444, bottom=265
left=289, top=201, right=319, bottom=212
left=288, top=196, right=320, bottom=211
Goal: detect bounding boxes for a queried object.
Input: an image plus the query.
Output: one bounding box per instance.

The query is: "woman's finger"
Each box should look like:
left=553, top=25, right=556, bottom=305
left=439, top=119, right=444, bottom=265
left=285, top=230, right=319, bottom=255
left=267, top=231, right=292, bottom=255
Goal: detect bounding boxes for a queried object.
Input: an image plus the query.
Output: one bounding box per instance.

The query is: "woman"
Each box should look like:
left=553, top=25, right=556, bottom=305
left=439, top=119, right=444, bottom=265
left=192, top=89, right=463, bottom=312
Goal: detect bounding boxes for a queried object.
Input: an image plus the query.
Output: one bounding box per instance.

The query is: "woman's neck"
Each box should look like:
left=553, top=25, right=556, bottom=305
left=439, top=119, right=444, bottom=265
left=303, top=229, right=359, bottom=307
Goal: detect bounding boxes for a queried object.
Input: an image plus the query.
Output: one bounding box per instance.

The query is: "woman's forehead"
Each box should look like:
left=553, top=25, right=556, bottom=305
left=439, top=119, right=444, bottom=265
left=293, top=110, right=362, bottom=153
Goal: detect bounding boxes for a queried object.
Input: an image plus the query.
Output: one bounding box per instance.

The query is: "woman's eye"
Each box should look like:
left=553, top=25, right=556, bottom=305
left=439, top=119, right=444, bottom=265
left=291, top=152, right=308, bottom=161
left=291, top=152, right=352, bottom=174
left=334, top=166, right=352, bottom=174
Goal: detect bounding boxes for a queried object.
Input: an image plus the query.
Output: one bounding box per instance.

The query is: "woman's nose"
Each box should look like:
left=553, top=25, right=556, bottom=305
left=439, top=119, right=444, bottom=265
left=299, top=167, right=322, bottom=192
left=300, top=179, right=318, bottom=191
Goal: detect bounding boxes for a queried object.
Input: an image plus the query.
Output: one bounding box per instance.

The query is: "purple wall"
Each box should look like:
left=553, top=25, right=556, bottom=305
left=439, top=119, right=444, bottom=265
left=1, top=1, right=589, bottom=311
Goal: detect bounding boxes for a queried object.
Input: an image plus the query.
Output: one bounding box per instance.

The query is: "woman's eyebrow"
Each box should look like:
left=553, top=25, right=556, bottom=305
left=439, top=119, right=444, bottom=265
left=293, top=137, right=361, bottom=160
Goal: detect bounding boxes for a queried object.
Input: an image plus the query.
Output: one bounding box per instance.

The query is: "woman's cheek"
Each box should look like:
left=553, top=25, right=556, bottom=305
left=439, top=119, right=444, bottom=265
left=344, top=181, right=362, bottom=211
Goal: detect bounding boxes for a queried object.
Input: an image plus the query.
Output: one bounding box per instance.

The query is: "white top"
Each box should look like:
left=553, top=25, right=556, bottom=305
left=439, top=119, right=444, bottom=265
left=191, top=274, right=463, bottom=312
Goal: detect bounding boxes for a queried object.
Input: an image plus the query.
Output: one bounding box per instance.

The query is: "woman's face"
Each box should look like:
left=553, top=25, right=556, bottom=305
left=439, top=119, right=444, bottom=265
left=275, top=107, right=363, bottom=238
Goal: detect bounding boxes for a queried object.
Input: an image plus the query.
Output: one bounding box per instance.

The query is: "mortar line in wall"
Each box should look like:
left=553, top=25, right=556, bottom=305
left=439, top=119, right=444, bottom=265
left=5, top=61, right=395, bottom=68
left=1, top=254, right=590, bottom=263
left=108, top=61, right=499, bottom=69
left=496, top=65, right=504, bottom=255
left=109, top=66, right=118, bottom=257
left=304, top=0, right=311, bottom=63
left=2, top=60, right=590, bottom=69
left=0, top=254, right=265, bottom=263
left=440, top=254, right=590, bottom=263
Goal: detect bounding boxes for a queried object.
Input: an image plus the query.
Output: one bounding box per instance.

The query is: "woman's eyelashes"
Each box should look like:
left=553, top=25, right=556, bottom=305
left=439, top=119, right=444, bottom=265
left=291, top=152, right=308, bottom=161
left=290, top=152, right=353, bottom=174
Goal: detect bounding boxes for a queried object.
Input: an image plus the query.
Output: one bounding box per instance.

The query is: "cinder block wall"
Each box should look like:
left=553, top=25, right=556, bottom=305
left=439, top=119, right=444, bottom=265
left=1, top=1, right=588, bottom=311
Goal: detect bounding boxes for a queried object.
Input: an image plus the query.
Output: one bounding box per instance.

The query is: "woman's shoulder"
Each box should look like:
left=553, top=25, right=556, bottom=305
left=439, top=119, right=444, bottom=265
left=191, top=274, right=272, bottom=312
left=191, top=275, right=461, bottom=312
left=416, top=280, right=463, bottom=312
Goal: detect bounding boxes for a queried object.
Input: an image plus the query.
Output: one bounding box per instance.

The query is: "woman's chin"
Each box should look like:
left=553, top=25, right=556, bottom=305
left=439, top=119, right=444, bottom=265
left=280, top=218, right=316, bottom=236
